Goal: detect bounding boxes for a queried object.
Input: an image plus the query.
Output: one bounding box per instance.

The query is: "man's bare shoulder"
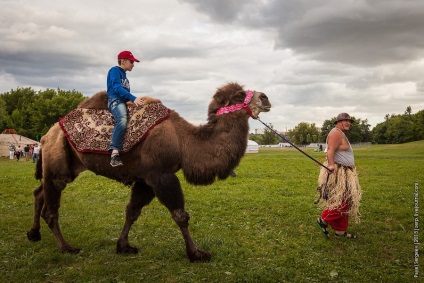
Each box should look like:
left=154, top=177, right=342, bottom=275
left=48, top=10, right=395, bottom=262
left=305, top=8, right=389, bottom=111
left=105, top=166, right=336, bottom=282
left=328, top=128, right=343, bottom=140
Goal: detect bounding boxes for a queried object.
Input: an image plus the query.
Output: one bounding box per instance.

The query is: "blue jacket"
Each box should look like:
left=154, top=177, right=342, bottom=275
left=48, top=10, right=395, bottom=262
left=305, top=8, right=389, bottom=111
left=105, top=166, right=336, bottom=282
left=106, top=66, right=136, bottom=102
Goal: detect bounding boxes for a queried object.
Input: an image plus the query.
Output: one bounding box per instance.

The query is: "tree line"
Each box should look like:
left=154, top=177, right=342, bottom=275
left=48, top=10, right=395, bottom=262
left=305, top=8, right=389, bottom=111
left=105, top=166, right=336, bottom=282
left=1, top=87, right=423, bottom=145
left=249, top=107, right=424, bottom=145
left=372, top=106, right=424, bottom=144
left=0, top=87, right=86, bottom=140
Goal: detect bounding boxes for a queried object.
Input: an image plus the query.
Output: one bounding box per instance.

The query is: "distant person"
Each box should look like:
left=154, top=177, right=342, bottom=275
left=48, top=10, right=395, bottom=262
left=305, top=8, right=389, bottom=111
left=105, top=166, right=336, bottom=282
left=9, top=144, right=15, bottom=160
left=32, top=144, right=40, bottom=163
left=316, top=113, right=362, bottom=239
left=15, top=145, right=22, bottom=161
left=24, top=144, right=30, bottom=161
left=30, top=145, right=34, bottom=157
left=107, top=50, right=143, bottom=167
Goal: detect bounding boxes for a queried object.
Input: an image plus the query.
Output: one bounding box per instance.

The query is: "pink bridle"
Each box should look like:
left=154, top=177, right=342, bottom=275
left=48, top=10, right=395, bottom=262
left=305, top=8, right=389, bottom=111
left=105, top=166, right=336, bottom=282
left=216, top=90, right=255, bottom=118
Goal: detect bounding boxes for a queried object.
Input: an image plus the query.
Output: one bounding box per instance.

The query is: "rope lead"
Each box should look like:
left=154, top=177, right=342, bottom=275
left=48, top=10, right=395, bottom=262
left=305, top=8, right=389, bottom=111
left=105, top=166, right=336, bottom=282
left=257, top=118, right=332, bottom=172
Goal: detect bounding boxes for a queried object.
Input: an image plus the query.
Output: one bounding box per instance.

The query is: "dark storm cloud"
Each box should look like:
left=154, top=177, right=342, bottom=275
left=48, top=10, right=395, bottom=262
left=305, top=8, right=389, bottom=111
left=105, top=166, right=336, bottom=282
left=0, top=52, right=91, bottom=77
left=178, top=0, right=252, bottom=23
left=182, top=0, right=424, bottom=66
left=141, top=45, right=209, bottom=61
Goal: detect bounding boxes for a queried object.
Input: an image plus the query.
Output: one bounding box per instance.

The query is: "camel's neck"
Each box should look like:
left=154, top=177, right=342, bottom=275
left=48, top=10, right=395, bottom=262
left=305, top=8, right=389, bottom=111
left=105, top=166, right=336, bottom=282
left=180, top=114, right=250, bottom=185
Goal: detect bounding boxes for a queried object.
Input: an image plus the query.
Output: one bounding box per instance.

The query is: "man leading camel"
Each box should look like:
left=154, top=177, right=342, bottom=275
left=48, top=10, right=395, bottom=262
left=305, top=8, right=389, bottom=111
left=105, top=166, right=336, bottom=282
left=316, top=113, right=362, bottom=239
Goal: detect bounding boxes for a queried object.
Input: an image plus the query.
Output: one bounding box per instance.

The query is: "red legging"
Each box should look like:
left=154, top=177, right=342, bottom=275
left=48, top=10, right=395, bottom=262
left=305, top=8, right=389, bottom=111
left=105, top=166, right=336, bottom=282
left=321, top=202, right=349, bottom=231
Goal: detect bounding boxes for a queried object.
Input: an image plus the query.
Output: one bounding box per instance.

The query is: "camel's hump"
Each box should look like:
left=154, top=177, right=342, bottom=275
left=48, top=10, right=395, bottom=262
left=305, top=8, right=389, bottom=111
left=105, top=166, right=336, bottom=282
left=78, top=91, right=162, bottom=109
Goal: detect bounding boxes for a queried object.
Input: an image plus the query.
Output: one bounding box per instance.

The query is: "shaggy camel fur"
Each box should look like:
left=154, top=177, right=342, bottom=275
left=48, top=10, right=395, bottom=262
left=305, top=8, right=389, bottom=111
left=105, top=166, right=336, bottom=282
left=27, top=82, right=271, bottom=262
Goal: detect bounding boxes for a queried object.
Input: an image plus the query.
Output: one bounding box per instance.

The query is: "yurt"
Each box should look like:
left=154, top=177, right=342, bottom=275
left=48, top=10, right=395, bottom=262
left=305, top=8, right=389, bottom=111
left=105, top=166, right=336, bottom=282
left=0, top=132, right=39, bottom=157
left=245, top=140, right=259, bottom=153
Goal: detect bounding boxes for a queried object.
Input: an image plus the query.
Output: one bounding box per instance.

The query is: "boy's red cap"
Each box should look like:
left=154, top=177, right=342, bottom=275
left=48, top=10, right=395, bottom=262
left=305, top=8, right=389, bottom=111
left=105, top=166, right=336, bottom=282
left=117, top=51, right=140, bottom=62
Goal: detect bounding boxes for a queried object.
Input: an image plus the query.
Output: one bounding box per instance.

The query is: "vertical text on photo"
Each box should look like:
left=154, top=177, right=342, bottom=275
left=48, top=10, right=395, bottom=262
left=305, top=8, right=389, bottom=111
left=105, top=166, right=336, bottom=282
left=414, top=182, right=419, bottom=278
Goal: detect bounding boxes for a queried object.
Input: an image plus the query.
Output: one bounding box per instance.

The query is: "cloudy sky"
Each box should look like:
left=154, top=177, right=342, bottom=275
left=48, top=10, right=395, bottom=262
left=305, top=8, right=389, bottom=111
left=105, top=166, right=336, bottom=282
left=1, top=0, right=423, bottom=132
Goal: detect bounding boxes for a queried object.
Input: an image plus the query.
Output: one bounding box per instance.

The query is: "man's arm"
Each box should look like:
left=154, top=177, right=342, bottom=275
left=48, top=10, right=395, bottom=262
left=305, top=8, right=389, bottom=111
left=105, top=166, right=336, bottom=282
left=326, top=130, right=342, bottom=173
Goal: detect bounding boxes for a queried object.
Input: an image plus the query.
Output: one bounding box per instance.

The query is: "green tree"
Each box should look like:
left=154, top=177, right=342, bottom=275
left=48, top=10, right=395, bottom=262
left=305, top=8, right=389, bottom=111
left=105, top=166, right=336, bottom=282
left=358, top=119, right=372, bottom=142
left=0, top=98, right=7, bottom=130
left=1, top=87, right=37, bottom=136
left=1, top=87, right=36, bottom=116
left=413, top=110, right=424, bottom=140
left=385, top=115, right=415, bottom=143
left=405, top=106, right=412, bottom=115
left=0, top=87, right=86, bottom=139
left=371, top=106, right=424, bottom=144
left=31, top=89, right=85, bottom=137
left=261, top=123, right=279, bottom=145
left=288, top=122, right=319, bottom=146
left=372, top=122, right=388, bottom=144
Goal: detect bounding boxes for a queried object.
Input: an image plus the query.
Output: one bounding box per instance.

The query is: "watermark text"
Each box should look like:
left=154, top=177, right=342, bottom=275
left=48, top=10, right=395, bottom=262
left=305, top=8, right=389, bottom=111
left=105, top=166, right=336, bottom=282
left=414, top=182, right=419, bottom=278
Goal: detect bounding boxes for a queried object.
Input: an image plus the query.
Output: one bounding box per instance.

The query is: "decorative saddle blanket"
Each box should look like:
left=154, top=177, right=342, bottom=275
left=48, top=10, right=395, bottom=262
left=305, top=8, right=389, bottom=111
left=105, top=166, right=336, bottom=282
left=59, top=102, right=170, bottom=154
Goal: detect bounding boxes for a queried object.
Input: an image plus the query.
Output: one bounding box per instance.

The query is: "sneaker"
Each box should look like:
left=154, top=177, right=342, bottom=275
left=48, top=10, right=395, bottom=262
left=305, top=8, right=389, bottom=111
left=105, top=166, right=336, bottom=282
left=110, top=154, right=123, bottom=167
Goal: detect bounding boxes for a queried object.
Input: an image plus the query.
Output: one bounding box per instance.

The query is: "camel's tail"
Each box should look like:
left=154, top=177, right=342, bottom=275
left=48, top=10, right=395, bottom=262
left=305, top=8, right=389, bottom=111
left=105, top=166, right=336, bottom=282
left=35, top=149, right=42, bottom=180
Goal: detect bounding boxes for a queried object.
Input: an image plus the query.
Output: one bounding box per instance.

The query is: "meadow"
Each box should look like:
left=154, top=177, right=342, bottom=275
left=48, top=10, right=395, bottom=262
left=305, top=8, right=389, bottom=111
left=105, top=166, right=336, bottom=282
left=0, top=141, right=423, bottom=282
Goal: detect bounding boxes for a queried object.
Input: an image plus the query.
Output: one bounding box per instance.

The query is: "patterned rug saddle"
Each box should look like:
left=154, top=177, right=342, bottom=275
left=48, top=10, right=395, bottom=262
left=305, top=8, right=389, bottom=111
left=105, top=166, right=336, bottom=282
left=59, top=97, right=170, bottom=154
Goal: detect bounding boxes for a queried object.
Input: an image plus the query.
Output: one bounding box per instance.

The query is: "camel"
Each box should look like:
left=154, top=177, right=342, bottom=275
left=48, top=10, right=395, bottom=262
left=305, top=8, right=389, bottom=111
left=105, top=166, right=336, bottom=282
left=26, top=82, right=271, bottom=262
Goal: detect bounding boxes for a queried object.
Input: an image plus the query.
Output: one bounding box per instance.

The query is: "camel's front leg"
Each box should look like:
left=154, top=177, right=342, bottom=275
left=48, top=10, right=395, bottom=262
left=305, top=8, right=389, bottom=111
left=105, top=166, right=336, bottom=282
left=117, top=181, right=156, bottom=254
left=150, top=173, right=211, bottom=262
left=171, top=209, right=212, bottom=262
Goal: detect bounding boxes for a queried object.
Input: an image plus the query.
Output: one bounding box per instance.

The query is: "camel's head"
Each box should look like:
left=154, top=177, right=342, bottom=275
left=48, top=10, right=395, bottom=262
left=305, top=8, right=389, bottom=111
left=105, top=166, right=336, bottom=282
left=247, top=90, right=272, bottom=119
left=209, top=82, right=271, bottom=120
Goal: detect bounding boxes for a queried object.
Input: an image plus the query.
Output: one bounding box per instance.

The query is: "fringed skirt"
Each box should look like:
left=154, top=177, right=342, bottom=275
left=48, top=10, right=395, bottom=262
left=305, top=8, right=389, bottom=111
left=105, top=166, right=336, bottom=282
left=316, top=162, right=362, bottom=222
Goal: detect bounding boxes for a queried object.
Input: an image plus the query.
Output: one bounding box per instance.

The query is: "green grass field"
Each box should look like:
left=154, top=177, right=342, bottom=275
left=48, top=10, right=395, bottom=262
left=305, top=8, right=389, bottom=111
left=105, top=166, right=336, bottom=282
left=0, top=141, right=423, bottom=282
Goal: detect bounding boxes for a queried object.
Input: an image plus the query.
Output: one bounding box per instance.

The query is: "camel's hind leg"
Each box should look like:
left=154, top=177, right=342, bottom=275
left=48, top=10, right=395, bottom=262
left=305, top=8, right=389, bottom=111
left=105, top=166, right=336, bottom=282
left=27, top=185, right=44, bottom=242
left=151, top=173, right=212, bottom=262
left=27, top=125, right=83, bottom=253
left=43, top=178, right=81, bottom=253
left=41, top=176, right=81, bottom=254
left=117, top=181, right=156, bottom=254
left=27, top=178, right=79, bottom=253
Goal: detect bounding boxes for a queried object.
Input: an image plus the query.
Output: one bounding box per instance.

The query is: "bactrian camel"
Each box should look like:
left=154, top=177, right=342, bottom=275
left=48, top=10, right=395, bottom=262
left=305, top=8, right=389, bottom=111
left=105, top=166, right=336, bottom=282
left=26, top=82, right=271, bottom=262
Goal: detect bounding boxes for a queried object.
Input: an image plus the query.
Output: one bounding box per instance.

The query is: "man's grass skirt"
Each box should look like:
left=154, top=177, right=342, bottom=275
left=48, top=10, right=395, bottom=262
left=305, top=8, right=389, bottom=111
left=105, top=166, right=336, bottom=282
left=316, top=162, right=362, bottom=222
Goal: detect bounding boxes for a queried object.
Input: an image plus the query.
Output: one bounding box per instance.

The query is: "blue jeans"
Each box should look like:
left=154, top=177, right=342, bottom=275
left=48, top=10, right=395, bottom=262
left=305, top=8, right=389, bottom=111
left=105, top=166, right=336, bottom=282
left=108, top=98, right=128, bottom=151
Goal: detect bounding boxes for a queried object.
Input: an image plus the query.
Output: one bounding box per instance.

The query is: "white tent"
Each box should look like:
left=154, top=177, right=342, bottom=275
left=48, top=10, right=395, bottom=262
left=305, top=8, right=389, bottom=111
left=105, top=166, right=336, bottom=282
left=0, top=134, right=39, bottom=157
left=245, top=140, right=259, bottom=153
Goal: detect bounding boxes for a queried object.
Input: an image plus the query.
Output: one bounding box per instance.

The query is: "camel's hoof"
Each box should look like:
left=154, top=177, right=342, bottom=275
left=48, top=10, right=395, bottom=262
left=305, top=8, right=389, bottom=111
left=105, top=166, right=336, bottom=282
left=27, top=229, right=41, bottom=242
left=188, top=249, right=212, bottom=262
left=61, top=246, right=81, bottom=254
left=116, top=242, right=139, bottom=254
